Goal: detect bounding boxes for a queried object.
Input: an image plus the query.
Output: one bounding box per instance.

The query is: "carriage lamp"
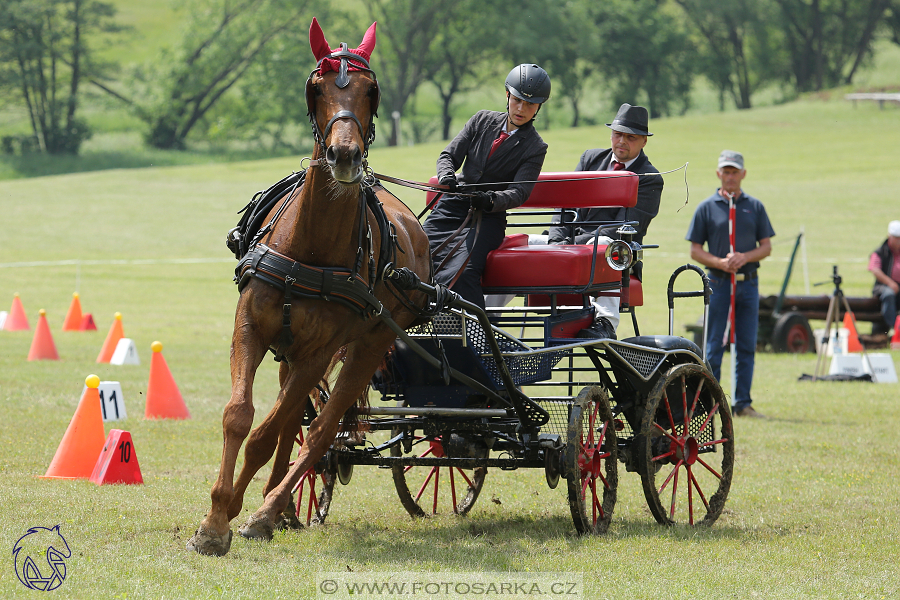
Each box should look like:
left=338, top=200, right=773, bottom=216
left=605, top=240, right=642, bottom=271
left=605, top=224, right=643, bottom=271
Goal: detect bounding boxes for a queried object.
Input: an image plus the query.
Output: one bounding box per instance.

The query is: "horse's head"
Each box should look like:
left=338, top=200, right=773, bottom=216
left=307, top=18, right=380, bottom=185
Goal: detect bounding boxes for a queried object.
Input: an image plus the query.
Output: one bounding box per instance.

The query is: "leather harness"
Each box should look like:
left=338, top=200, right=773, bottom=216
left=234, top=182, right=399, bottom=361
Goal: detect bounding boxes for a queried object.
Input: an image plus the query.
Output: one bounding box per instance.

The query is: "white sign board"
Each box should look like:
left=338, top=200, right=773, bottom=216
left=864, top=354, right=898, bottom=384
left=0, top=311, right=7, bottom=329
left=828, top=354, right=865, bottom=377
left=82, top=381, right=128, bottom=421
left=110, top=338, right=140, bottom=365
left=829, top=353, right=898, bottom=383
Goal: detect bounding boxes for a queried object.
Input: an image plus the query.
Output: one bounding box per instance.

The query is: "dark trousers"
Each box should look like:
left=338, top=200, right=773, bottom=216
left=874, top=283, right=900, bottom=331
left=423, top=197, right=506, bottom=310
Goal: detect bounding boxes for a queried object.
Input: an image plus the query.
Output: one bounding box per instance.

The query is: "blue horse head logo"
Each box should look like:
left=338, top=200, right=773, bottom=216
left=13, top=525, right=71, bottom=591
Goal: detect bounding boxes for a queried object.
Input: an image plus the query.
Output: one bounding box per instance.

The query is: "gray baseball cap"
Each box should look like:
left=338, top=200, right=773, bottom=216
left=718, top=150, right=744, bottom=170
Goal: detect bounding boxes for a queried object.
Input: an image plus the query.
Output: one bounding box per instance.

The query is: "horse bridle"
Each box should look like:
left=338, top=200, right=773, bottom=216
left=306, top=44, right=379, bottom=159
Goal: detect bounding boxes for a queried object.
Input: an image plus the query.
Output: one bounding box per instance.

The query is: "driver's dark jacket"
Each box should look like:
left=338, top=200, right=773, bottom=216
left=425, top=110, right=547, bottom=308
left=436, top=110, right=547, bottom=212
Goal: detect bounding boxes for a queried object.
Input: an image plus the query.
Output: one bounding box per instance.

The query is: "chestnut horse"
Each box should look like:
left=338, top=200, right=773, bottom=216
left=187, top=19, right=431, bottom=556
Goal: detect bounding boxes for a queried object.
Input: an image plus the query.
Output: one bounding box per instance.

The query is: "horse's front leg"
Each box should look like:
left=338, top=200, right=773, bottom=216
left=235, top=361, right=335, bottom=541
left=228, top=364, right=324, bottom=521
left=187, top=312, right=268, bottom=556
left=240, top=330, right=396, bottom=536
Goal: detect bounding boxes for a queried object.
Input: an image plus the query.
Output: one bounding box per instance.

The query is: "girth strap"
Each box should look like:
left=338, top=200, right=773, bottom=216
left=236, top=244, right=384, bottom=318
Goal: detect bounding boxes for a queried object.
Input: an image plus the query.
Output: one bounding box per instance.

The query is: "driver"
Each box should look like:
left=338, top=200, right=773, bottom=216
left=423, top=64, right=551, bottom=310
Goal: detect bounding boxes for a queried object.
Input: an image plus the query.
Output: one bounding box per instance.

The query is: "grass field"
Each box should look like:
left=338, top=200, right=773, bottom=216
left=1, top=95, right=899, bottom=599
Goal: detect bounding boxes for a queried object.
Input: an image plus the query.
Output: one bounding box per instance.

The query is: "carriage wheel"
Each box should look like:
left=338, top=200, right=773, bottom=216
left=638, top=363, right=735, bottom=526
left=565, top=386, right=617, bottom=535
left=390, top=435, right=487, bottom=517
left=771, top=312, right=814, bottom=353
left=288, top=427, right=336, bottom=526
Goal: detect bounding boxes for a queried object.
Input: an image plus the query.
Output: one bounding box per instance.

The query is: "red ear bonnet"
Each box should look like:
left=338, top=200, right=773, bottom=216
left=309, top=18, right=376, bottom=73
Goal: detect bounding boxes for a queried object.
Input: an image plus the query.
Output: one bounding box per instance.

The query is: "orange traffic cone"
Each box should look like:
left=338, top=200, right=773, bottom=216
left=145, top=341, right=190, bottom=420
left=96, top=312, right=124, bottom=363
left=27, top=309, right=60, bottom=361
left=4, top=293, right=29, bottom=331
left=891, top=316, right=900, bottom=351
left=62, top=292, right=83, bottom=331
left=843, top=311, right=862, bottom=353
left=80, top=313, right=97, bottom=331
left=42, top=375, right=107, bottom=479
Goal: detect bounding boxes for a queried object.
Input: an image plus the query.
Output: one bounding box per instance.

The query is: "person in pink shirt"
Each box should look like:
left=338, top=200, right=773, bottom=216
left=868, top=220, right=900, bottom=334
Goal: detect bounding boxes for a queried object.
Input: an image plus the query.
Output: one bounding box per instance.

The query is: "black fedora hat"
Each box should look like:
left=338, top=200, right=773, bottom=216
left=606, top=103, right=652, bottom=136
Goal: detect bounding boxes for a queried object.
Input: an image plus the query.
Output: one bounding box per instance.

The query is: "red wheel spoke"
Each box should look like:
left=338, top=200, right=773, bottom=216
left=432, top=466, right=440, bottom=514
left=662, top=392, right=677, bottom=433
left=653, top=422, right=681, bottom=445
left=587, top=402, right=599, bottom=446
left=403, top=445, right=435, bottom=474
left=307, top=477, right=319, bottom=523
left=590, top=479, right=605, bottom=522
left=657, top=460, right=682, bottom=493
left=414, top=467, right=438, bottom=504
left=688, top=465, right=711, bottom=510
left=687, top=464, right=694, bottom=525
left=680, top=377, right=689, bottom=433
left=696, top=456, right=723, bottom=480
left=686, top=380, right=705, bottom=424
left=455, top=467, right=475, bottom=488
left=669, top=465, right=680, bottom=519
left=697, top=403, right=720, bottom=435
left=449, top=467, right=459, bottom=513
left=652, top=449, right=676, bottom=462
left=581, top=473, right=591, bottom=497
left=699, top=437, right=729, bottom=449
left=596, top=471, right=609, bottom=490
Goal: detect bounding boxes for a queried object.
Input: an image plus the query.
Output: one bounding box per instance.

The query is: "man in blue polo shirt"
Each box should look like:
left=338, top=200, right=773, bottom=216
left=686, top=150, right=775, bottom=418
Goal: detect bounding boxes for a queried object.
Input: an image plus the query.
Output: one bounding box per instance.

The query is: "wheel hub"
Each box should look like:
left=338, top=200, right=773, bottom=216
left=670, top=436, right=699, bottom=465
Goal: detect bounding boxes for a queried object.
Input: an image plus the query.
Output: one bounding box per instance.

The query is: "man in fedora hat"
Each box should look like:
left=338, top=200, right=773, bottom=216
left=686, top=150, right=774, bottom=418
left=547, top=102, right=664, bottom=339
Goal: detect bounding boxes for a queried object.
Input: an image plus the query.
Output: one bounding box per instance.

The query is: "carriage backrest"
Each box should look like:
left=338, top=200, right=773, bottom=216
left=425, top=171, right=638, bottom=210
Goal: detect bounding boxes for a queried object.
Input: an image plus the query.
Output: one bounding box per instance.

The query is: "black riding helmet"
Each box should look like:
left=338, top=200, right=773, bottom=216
left=505, top=64, right=551, bottom=105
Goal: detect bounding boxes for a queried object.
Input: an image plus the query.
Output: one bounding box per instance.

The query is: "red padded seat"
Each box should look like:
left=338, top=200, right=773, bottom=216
left=482, top=240, right=620, bottom=289
left=425, top=171, right=638, bottom=210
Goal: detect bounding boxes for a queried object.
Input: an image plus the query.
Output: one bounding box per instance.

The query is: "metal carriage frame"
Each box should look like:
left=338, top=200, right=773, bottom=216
left=287, top=173, right=735, bottom=535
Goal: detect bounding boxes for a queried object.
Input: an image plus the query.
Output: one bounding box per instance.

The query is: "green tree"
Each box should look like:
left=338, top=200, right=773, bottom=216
left=132, top=0, right=312, bottom=150
left=0, top=0, right=119, bottom=154
left=589, top=0, right=698, bottom=118
left=364, top=0, right=456, bottom=146
left=674, top=0, right=785, bottom=109
left=499, top=0, right=597, bottom=128
left=425, top=0, right=505, bottom=139
left=774, top=0, right=891, bottom=91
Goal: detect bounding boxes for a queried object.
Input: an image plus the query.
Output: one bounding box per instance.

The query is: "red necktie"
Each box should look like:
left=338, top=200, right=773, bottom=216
left=488, top=131, right=510, bottom=159
left=611, top=161, right=625, bottom=171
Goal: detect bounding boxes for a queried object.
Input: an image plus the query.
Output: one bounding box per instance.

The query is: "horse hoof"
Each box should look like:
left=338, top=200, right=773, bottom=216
left=238, top=514, right=275, bottom=541
left=186, top=526, right=233, bottom=556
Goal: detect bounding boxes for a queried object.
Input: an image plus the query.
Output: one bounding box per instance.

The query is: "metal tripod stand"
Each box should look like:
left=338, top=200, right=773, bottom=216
left=812, top=265, right=876, bottom=381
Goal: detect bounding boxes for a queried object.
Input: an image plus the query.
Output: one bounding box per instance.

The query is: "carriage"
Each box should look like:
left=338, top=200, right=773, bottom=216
left=286, top=171, right=735, bottom=535
left=187, top=19, right=734, bottom=556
